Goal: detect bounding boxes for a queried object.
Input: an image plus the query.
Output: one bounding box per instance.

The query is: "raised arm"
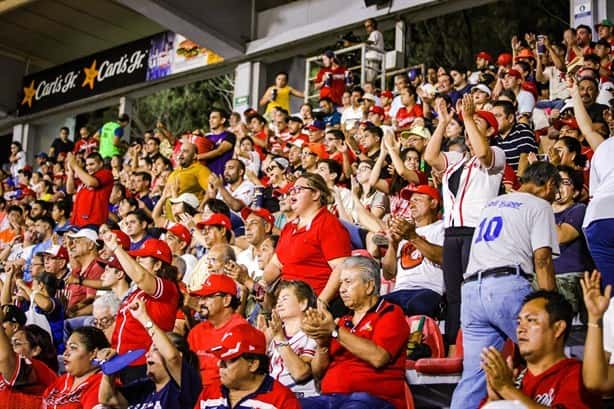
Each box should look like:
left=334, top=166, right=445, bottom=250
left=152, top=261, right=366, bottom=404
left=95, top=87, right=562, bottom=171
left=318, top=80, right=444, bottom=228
left=461, top=94, right=493, bottom=167
left=423, top=99, right=449, bottom=172
left=568, top=76, right=605, bottom=151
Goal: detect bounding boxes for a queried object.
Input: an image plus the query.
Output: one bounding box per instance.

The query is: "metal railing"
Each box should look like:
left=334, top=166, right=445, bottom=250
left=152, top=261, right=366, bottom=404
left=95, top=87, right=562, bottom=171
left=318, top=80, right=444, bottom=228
left=304, top=43, right=386, bottom=104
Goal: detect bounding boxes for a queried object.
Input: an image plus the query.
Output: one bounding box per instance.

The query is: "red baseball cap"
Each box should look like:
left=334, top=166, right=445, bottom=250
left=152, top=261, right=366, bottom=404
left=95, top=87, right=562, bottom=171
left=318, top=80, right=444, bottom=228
left=368, top=105, right=385, bottom=116
left=497, top=53, right=513, bottom=67
left=210, top=324, right=266, bottom=360
left=459, top=110, right=499, bottom=135
left=39, top=245, right=69, bottom=260
left=196, top=213, right=232, bottom=231
left=111, top=229, right=130, bottom=250
left=400, top=184, right=442, bottom=203
left=240, top=207, right=275, bottom=225
left=167, top=223, right=192, bottom=244
left=505, top=69, right=522, bottom=79
left=554, top=118, right=579, bottom=130
left=190, top=273, right=238, bottom=297
left=128, top=239, right=172, bottom=264
left=273, top=182, right=294, bottom=198
left=381, top=90, right=393, bottom=98
left=476, top=51, right=492, bottom=62
left=96, top=255, right=124, bottom=272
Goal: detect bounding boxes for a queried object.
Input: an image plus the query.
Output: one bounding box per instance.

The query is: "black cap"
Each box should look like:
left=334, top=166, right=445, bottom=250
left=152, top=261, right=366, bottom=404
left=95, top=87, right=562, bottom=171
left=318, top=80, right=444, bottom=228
left=2, top=304, right=26, bottom=326
left=118, top=113, right=130, bottom=123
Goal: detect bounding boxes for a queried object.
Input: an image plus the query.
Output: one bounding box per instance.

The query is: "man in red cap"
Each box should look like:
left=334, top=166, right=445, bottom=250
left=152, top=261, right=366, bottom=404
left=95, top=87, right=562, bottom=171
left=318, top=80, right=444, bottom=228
left=382, top=185, right=445, bottom=317
left=469, top=51, right=493, bottom=84
left=188, top=213, right=236, bottom=291
left=195, top=323, right=300, bottom=408
left=501, top=68, right=535, bottom=114
left=187, top=274, right=247, bottom=391
left=424, top=94, right=506, bottom=354
left=165, top=223, right=196, bottom=283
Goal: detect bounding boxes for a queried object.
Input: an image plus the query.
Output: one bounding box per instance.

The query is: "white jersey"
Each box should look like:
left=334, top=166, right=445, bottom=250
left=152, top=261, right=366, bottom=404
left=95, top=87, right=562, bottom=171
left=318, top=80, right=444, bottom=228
left=268, top=330, right=318, bottom=398
left=394, top=220, right=445, bottom=295
left=603, top=298, right=614, bottom=364
left=465, top=192, right=560, bottom=279
left=583, top=137, right=614, bottom=227
left=442, top=149, right=505, bottom=228
left=217, top=179, right=256, bottom=208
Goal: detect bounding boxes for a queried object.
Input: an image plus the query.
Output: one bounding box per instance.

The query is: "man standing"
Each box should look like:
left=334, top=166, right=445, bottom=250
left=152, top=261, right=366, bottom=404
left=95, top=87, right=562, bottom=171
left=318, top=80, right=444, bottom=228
left=66, top=152, right=114, bottom=227
left=49, top=126, right=75, bottom=160
left=481, top=291, right=601, bottom=408
left=95, top=113, right=130, bottom=159
left=363, top=18, right=384, bottom=83
left=201, top=109, right=236, bottom=175
left=450, top=162, right=561, bottom=409
left=187, top=274, right=247, bottom=390
left=492, top=100, right=538, bottom=175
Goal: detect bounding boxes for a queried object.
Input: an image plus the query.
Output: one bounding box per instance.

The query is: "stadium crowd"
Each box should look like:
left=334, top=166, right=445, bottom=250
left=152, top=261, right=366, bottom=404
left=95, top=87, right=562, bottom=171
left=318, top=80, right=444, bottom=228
left=1, top=15, right=614, bottom=409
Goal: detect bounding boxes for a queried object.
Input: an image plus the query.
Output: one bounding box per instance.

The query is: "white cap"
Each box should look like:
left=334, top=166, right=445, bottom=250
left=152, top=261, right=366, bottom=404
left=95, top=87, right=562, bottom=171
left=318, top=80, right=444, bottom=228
left=471, top=83, right=492, bottom=97
left=362, top=92, right=377, bottom=102
left=482, top=401, right=528, bottom=409
left=66, top=228, right=98, bottom=243
left=169, top=193, right=200, bottom=209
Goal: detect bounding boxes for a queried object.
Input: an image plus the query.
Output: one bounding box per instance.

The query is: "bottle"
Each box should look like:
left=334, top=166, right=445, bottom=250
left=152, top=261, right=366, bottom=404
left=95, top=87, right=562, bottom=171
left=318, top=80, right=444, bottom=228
left=345, top=70, right=353, bottom=86
left=324, top=72, right=332, bottom=87
left=271, top=87, right=277, bottom=101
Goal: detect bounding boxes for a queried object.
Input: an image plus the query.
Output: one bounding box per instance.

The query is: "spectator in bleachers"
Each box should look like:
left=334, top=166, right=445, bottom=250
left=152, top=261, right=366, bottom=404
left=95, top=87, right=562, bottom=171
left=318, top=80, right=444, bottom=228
left=394, top=86, right=423, bottom=131
left=66, top=152, right=114, bottom=227
left=471, top=83, right=494, bottom=111
left=91, top=291, right=119, bottom=343
left=492, top=100, right=538, bottom=175
left=319, top=97, right=342, bottom=129
left=301, top=256, right=410, bottom=409
left=424, top=96, right=505, bottom=354
left=237, top=207, right=274, bottom=281
left=165, top=223, right=196, bottom=284
left=362, top=18, right=384, bottom=83
left=260, top=71, right=304, bottom=121
left=94, top=114, right=130, bottom=159
left=187, top=273, right=247, bottom=391
left=481, top=291, right=601, bottom=407
left=10, top=323, right=59, bottom=373
left=382, top=185, right=444, bottom=317
left=200, top=109, right=236, bottom=176
left=389, top=73, right=410, bottom=119
left=49, top=127, right=75, bottom=161
left=449, top=67, right=473, bottom=105
left=8, top=141, right=25, bottom=182
left=500, top=68, right=536, bottom=115
left=208, top=159, right=255, bottom=213
left=469, top=51, right=493, bottom=84
left=195, top=323, right=301, bottom=408
left=314, top=50, right=348, bottom=106
left=450, top=162, right=560, bottom=408
left=42, top=326, right=110, bottom=408
left=124, top=210, right=151, bottom=250
left=265, top=173, right=351, bottom=311
left=341, top=86, right=365, bottom=132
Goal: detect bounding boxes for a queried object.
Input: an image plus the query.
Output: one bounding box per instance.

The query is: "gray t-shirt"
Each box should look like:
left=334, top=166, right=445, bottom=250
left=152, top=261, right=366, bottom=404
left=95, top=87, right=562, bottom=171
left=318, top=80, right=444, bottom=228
left=465, top=192, right=559, bottom=279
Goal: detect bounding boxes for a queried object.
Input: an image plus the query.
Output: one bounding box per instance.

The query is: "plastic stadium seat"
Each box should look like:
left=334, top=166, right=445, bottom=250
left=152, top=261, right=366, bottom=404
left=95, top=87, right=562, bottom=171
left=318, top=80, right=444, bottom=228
left=405, top=315, right=445, bottom=370
left=404, top=382, right=415, bottom=409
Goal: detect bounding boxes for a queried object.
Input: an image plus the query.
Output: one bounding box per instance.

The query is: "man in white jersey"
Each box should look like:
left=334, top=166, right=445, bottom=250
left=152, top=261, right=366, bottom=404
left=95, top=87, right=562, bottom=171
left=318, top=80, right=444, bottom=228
left=450, top=162, right=560, bottom=409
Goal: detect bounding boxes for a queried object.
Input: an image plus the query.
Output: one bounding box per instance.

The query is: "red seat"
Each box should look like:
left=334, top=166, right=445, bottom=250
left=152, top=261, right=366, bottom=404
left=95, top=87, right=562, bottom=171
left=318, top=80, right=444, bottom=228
left=405, top=315, right=445, bottom=370
left=414, top=330, right=516, bottom=375
left=404, top=382, right=415, bottom=409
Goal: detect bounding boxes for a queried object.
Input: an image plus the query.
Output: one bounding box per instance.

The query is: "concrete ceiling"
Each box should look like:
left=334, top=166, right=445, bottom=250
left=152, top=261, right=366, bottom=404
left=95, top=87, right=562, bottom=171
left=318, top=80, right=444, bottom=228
left=0, top=0, right=165, bottom=72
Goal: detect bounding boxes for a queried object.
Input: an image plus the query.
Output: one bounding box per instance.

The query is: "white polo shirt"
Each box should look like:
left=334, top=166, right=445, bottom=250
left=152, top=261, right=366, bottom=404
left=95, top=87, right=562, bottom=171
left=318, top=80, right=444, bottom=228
left=584, top=137, right=614, bottom=227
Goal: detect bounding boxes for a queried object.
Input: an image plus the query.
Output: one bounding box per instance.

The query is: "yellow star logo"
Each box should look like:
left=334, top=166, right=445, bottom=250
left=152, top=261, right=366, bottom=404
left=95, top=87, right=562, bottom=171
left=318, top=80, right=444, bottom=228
left=82, top=60, right=99, bottom=90
left=21, top=80, right=36, bottom=108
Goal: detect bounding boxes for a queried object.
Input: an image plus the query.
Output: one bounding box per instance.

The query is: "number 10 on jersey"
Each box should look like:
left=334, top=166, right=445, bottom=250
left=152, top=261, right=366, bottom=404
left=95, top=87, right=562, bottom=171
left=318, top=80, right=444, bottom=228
left=474, top=216, right=503, bottom=243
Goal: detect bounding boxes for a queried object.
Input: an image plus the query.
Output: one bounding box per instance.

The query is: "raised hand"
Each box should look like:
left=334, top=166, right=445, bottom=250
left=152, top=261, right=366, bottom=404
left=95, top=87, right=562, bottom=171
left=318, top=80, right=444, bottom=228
left=461, top=94, right=476, bottom=118
left=580, top=270, right=612, bottom=320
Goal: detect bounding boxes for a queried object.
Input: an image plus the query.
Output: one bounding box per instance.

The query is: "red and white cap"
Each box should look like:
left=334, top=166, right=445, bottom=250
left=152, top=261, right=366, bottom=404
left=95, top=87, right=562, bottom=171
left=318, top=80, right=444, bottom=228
left=210, top=324, right=267, bottom=360
left=196, top=213, right=232, bottom=231
left=39, top=245, right=69, bottom=260
left=240, top=207, right=275, bottom=225
left=128, top=239, right=172, bottom=264
left=167, top=223, right=192, bottom=245
left=189, top=274, right=238, bottom=297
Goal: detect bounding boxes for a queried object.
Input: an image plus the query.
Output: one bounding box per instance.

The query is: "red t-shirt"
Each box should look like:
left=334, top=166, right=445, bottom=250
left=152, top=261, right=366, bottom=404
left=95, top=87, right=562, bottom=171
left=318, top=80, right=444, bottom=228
left=276, top=208, right=351, bottom=295
left=395, top=104, right=424, bottom=129
left=72, top=138, right=98, bottom=156
left=42, top=371, right=103, bottom=409
left=321, top=299, right=410, bottom=409
left=187, top=313, right=247, bottom=388
left=70, top=168, right=114, bottom=227
left=253, top=130, right=268, bottom=160
left=481, top=358, right=601, bottom=408
left=316, top=66, right=348, bottom=106
left=112, top=277, right=179, bottom=366
left=195, top=375, right=301, bottom=409
left=329, top=149, right=357, bottom=167
left=0, top=355, right=57, bottom=395
left=67, top=259, right=104, bottom=309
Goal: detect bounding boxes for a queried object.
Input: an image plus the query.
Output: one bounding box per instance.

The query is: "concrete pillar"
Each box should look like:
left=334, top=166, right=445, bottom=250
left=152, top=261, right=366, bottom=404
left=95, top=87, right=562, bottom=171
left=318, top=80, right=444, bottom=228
left=571, top=0, right=598, bottom=34
left=233, top=61, right=267, bottom=114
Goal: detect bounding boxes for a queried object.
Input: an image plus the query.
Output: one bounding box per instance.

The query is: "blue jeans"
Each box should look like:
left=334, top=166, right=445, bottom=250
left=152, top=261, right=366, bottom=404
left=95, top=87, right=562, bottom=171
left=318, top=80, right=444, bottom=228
left=585, top=219, right=614, bottom=292
left=450, top=274, right=531, bottom=409
left=301, top=392, right=395, bottom=409
left=383, top=288, right=442, bottom=317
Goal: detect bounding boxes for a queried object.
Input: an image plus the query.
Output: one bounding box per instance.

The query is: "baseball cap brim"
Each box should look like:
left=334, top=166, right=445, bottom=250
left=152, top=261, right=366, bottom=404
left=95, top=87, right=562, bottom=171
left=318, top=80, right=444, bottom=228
left=98, top=349, right=146, bottom=375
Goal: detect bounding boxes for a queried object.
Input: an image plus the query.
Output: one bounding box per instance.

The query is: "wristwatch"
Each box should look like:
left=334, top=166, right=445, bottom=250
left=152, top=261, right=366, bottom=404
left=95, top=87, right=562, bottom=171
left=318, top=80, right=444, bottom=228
left=331, top=325, right=340, bottom=339
left=144, top=320, right=154, bottom=336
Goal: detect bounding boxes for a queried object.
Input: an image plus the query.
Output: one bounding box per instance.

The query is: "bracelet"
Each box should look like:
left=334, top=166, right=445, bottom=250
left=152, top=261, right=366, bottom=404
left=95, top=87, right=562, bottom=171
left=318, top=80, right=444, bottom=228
left=317, top=298, right=330, bottom=308
left=588, top=322, right=602, bottom=329
left=274, top=339, right=290, bottom=349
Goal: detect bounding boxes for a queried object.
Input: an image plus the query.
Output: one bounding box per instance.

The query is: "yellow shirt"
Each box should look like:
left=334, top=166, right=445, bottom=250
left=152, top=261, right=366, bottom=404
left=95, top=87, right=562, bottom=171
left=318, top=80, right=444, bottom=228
left=164, top=162, right=211, bottom=220
left=265, top=85, right=291, bottom=115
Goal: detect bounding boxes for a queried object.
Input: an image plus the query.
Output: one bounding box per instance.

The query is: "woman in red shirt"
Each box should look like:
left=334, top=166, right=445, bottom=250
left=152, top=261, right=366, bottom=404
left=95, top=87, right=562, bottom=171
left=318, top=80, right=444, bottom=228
left=264, top=173, right=351, bottom=311
left=42, top=326, right=110, bottom=409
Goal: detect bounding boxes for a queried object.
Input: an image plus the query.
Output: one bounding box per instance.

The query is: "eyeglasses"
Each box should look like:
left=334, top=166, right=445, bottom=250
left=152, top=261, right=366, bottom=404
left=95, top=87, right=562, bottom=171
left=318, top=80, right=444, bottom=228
left=289, top=185, right=314, bottom=195
left=560, top=178, right=573, bottom=186
left=93, top=316, right=114, bottom=329
left=266, top=166, right=279, bottom=173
